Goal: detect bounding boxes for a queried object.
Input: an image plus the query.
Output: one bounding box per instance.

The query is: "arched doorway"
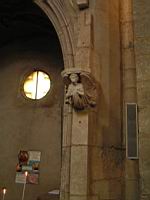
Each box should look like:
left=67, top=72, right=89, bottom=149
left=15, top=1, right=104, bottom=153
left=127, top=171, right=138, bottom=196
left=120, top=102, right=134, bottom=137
left=0, top=1, right=66, bottom=200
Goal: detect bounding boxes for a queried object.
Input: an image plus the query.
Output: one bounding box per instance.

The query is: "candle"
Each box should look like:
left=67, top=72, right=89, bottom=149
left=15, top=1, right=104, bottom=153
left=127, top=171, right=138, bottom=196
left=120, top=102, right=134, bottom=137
left=2, top=187, right=7, bottom=200
left=21, top=171, right=28, bottom=200
left=25, top=171, right=28, bottom=178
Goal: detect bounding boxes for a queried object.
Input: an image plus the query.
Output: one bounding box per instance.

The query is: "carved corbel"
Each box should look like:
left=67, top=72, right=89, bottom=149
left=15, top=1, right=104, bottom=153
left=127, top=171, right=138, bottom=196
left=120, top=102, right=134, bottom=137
left=61, top=68, right=97, bottom=111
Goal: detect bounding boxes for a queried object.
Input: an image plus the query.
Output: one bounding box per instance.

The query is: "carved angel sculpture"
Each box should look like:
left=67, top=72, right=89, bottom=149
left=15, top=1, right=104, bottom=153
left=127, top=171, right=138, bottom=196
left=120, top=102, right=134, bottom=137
left=62, top=69, right=97, bottom=111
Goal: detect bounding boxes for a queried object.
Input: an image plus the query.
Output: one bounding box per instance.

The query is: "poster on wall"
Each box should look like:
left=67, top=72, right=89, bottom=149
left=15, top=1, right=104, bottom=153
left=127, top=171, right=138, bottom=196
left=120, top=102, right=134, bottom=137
left=15, top=150, right=41, bottom=184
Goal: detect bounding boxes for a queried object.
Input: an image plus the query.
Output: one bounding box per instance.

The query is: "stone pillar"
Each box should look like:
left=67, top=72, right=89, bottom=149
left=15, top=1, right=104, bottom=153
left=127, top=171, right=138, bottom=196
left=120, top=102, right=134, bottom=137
left=70, top=110, right=89, bottom=200
left=61, top=66, right=96, bottom=200
left=75, top=10, right=92, bottom=71
left=61, top=7, right=94, bottom=200
left=70, top=9, right=92, bottom=198
left=120, top=0, right=139, bottom=199
left=60, top=104, right=73, bottom=200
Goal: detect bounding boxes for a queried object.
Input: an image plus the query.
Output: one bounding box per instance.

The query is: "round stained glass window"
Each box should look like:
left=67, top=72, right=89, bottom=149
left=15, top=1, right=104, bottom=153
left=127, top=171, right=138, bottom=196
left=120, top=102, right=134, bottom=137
left=23, top=71, right=51, bottom=100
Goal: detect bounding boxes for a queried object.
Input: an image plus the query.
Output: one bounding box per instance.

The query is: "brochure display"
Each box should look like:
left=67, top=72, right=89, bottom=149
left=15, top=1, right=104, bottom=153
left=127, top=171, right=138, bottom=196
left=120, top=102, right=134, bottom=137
left=15, top=150, right=41, bottom=184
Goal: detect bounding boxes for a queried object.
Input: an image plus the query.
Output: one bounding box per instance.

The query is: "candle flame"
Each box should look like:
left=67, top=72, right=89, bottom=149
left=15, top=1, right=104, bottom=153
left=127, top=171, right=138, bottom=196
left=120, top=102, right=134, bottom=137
left=2, top=188, right=6, bottom=194
left=25, top=171, right=28, bottom=177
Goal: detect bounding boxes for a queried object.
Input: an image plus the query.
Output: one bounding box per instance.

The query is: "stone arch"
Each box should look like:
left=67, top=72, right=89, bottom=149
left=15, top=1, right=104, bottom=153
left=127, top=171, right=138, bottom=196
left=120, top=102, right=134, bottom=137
left=33, top=2, right=75, bottom=199
left=34, top=0, right=75, bottom=69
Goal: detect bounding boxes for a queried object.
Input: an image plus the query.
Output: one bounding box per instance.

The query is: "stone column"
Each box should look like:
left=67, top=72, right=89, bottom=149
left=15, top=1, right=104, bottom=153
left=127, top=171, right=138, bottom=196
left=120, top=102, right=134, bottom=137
left=120, top=0, right=139, bottom=199
left=71, top=9, right=92, bottom=200
left=61, top=7, right=94, bottom=200
left=60, top=103, right=73, bottom=200
left=61, top=67, right=97, bottom=200
left=70, top=110, right=89, bottom=200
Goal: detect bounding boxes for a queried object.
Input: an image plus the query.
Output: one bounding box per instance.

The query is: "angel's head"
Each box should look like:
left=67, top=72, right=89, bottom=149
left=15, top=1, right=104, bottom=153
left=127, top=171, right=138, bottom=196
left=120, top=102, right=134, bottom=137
left=69, top=73, right=79, bottom=84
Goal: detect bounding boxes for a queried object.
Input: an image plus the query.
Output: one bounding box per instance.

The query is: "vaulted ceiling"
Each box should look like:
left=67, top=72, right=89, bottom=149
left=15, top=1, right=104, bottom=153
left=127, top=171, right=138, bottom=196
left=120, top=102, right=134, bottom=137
left=0, top=0, right=57, bottom=47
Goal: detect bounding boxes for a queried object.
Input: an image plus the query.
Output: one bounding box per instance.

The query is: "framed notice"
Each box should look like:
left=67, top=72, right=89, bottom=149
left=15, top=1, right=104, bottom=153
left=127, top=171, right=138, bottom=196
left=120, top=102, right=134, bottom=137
left=126, top=103, right=138, bottom=159
left=15, top=150, right=41, bottom=184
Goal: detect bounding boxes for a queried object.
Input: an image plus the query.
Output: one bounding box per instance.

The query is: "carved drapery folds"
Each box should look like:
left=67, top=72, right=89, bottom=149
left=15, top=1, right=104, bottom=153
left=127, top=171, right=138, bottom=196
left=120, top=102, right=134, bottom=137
left=62, top=68, right=97, bottom=111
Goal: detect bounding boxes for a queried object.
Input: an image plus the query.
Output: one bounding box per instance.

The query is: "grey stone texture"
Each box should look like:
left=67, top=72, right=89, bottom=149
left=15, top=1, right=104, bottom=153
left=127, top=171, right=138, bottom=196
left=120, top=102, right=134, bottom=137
left=120, top=0, right=139, bottom=199
left=133, top=0, right=150, bottom=199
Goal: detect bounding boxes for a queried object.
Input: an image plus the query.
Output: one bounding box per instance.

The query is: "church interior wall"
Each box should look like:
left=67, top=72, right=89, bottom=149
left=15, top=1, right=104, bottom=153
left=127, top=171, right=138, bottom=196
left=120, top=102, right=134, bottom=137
left=0, top=36, right=63, bottom=200
left=89, top=0, right=123, bottom=199
left=133, top=0, right=150, bottom=198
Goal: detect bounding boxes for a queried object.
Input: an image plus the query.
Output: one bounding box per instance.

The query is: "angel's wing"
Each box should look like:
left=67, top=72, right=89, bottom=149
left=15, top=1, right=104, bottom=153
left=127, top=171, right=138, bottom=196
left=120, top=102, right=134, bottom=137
left=80, top=72, right=97, bottom=106
left=80, top=72, right=96, bottom=90
left=62, top=74, right=71, bottom=88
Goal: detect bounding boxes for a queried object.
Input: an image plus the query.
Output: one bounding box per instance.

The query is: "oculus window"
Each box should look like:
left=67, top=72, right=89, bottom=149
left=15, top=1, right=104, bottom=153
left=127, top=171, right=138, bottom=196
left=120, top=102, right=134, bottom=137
left=23, top=71, right=51, bottom=100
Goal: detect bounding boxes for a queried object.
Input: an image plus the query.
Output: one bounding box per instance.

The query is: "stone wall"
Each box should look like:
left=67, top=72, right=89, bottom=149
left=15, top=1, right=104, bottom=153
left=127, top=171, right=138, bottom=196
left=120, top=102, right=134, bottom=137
left=0, top=36, right=63, bottom=200
left=89, top=0, right=122, bottom=199
left=61, top=0, right=122, bottom=199
left=1, top=0, right=148, bottom=199
left=62, top=1, right=122, bottom=199
left=133, top=0, right=150, bottom=199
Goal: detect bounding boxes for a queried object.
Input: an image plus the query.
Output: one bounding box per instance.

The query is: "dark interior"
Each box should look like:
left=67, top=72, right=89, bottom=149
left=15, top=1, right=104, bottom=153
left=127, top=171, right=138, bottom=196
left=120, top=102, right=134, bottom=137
left=0, top=0, right=59, bottom=48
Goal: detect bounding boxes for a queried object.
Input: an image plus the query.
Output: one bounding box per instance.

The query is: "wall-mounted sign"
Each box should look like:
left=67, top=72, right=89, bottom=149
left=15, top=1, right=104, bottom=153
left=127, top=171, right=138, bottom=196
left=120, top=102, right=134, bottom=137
left=126, top=103, right=138, bottom=159
left=15, top=150, right=41, bottom=184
